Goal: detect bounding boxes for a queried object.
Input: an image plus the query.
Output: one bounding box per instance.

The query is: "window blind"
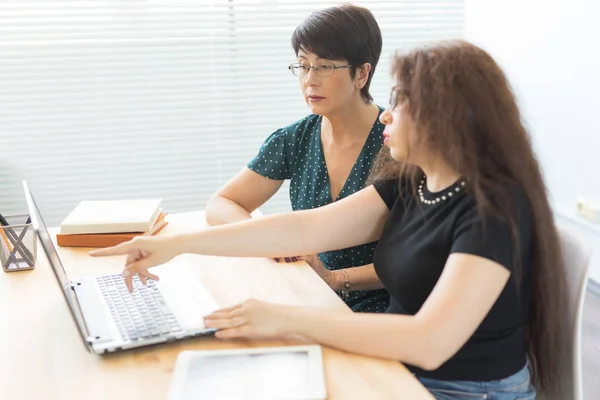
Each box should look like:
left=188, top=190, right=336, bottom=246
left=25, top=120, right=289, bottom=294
left=0, top=0, right=464, bottom=226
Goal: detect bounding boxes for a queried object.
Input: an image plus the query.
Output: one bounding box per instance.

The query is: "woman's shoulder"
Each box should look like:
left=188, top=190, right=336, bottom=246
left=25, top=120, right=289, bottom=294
left=453, top=180, right=533, bottom=232
left=265, top=114, right=319, bottom=145
left=264, top=113, right=320, bottom=143
left=371, top=173, right=416, bottom=210
left=281, top=113, right=320, bottom=134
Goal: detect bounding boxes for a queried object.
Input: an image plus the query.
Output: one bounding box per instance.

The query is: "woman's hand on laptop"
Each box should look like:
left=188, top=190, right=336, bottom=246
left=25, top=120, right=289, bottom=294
left=90, top=236, right=178, bottom=292
left=203, top=299, right=297, bottom=339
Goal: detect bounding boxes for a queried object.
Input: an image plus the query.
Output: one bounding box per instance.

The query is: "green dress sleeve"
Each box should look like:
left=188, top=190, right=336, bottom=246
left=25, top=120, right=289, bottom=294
left=247, top=127, right=297, bottom=180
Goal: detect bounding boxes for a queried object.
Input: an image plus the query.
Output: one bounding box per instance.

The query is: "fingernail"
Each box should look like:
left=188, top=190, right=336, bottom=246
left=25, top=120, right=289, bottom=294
left=123, top=270, right=130, bottom=277
left=291, top=257, right=298, bottom=262
left=274, top=258, right=281, bottom=262
left=284, top=257, right=291, bottom=262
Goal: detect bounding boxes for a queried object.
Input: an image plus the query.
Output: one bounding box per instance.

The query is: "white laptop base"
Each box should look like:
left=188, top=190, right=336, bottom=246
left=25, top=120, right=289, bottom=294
left=75, top=262, right=220, bottom=354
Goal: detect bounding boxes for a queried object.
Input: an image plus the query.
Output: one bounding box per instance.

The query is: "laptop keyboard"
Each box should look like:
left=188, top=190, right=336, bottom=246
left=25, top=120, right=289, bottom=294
left=97, top=274, right=183, bottom=341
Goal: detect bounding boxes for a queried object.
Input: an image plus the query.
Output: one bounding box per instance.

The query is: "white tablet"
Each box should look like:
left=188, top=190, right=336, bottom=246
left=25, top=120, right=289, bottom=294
left=166, top=345, right=327, bottom=400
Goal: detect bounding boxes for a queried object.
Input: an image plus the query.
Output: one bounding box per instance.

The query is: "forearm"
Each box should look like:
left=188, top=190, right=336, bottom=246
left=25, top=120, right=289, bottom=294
left=289, top=307, right=437, bottom=370
left=205, top=196, right=253, bottom=226
left=330, top=264, right=384, bottom=291
left=175, top=211, right=324, bottom=258
left=183, top=186, right=387, bottom=259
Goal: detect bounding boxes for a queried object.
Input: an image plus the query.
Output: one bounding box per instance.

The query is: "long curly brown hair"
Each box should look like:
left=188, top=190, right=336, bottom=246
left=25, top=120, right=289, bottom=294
left=369, top=39, right=566, bottom=393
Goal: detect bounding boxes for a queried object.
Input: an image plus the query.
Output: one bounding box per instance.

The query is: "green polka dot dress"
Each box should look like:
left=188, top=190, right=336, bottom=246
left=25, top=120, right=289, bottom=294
left=248, top=107, right=390, bottom=313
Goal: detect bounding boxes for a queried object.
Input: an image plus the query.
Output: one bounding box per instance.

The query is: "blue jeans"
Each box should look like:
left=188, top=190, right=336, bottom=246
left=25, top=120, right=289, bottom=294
left=418, top=364, right=536, bottom=400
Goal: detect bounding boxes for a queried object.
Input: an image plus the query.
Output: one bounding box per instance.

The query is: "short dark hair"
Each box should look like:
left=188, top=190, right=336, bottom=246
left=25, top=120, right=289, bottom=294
left=291, top=4, right=382, bottom=103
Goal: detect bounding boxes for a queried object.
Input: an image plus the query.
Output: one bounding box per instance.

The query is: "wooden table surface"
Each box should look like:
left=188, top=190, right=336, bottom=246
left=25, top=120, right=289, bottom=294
left=0, top=211, right=433, bottom=400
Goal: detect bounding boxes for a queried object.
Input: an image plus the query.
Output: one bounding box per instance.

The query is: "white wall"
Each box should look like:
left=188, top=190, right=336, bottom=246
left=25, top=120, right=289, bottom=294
left=465, top=0, right=600, bottom=282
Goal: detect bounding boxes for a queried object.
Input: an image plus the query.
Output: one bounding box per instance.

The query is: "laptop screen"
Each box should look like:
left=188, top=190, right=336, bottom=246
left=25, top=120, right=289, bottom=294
left=22, top=181, right=90, bottom=344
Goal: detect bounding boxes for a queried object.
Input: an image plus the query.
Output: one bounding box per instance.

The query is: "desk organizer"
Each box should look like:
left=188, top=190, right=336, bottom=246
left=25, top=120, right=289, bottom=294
left=0, top=213, right=36, bottom=272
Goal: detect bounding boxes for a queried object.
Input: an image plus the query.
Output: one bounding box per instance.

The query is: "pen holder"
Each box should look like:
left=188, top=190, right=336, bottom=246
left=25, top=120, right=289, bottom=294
left=0, top=213, right=36, bottom=272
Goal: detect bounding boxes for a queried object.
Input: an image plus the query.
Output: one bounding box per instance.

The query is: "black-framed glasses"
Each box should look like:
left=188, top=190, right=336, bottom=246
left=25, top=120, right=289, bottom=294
left=288, top=62, right=352, bottom=77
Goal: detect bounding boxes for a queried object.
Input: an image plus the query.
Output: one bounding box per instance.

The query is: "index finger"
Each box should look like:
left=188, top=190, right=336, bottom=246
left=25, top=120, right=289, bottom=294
left=89, top=241, right=133, bottom=257
left=123, top=268, right=134, bottom=292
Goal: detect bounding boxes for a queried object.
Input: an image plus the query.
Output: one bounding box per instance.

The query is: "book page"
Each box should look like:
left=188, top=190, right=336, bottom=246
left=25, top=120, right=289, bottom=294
left=180, top=351, right=312, bottom=400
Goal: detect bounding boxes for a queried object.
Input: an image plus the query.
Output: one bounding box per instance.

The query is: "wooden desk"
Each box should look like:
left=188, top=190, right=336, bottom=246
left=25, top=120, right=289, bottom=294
left=0, top=211, right=433, bottom=400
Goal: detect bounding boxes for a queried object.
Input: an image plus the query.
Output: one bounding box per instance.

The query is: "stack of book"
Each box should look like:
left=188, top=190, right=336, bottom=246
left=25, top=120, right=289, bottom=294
left=56, top=199, right=168, bottom=248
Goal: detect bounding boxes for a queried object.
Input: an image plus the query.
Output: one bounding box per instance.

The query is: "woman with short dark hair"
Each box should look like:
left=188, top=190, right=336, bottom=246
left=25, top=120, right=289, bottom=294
left=205, top=4, right=390, bottom=313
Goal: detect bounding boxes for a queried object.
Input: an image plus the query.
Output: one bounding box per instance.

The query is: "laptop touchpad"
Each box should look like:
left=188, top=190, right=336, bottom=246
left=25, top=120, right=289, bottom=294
left=152, top=262, right=220, bottom=333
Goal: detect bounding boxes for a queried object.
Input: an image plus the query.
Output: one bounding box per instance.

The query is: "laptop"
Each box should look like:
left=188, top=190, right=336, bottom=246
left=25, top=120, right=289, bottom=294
left=22, top=181, right=220, bottom=354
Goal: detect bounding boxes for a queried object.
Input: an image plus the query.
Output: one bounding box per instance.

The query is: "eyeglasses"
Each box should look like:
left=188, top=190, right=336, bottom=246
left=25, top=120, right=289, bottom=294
left=288, top=62, right=352, bottom=77
left=389, top=89, right=398, bottom=109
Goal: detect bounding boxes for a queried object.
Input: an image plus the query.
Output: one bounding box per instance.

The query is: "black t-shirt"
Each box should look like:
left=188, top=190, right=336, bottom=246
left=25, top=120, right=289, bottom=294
left=373, top=176, right=533, bottom=382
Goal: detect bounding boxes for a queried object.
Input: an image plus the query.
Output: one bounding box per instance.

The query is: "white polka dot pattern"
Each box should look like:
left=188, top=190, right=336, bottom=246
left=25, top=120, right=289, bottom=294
left=247, top=107, right=390, bottom=312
